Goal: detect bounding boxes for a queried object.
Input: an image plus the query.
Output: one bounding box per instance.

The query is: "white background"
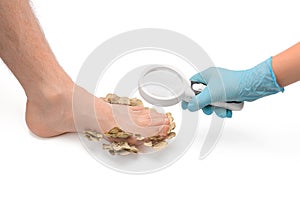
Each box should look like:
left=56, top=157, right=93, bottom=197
left=0, top=0, right=300, bottom=199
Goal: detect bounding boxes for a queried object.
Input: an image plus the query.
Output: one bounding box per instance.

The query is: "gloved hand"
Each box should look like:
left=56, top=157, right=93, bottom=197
left=182, top=57, right=284, bottom=118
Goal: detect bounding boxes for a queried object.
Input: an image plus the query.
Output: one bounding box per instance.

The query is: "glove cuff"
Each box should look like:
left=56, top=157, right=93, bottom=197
left=269, top=57, right=284, bottom=93
left=257, top=57, right=284, bottom=95
left=254, top=57, right=284, bottom=96
left=241, top=57, right=284, bottom=102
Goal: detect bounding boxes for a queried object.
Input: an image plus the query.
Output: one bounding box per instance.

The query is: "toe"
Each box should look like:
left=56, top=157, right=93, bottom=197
left=149, top=116, right=169, bottom=126
left=158, top=125, right=170, bottom=136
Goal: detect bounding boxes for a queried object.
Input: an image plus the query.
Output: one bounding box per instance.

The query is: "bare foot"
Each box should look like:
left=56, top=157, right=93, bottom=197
left=25, top=84, right=170, bottom=138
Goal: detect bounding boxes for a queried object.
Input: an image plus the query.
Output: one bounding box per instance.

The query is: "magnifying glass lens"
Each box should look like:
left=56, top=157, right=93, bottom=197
left=139, top=66, right=187, bottom=106
left=142, top=69, right=183, bottom=97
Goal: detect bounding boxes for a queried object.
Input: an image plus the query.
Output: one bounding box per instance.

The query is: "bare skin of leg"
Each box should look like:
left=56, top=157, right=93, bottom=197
left=0, top=0, right=169, bottom=138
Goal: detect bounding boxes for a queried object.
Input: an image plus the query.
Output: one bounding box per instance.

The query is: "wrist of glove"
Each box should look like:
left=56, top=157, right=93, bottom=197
left=182, top=57, right=284, bottom=118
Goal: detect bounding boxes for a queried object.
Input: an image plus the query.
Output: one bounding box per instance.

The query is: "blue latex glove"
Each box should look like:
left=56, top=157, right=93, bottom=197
left=182, top=57, right=284, bottom=118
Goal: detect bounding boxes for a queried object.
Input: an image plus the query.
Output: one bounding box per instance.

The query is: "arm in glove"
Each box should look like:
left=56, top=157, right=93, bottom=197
left=182, top=57, right=284, bottom=117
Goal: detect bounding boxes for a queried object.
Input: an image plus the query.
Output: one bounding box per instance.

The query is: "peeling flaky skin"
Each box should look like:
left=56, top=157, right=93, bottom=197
left=103, top=93, right=144, bottom=106
left=84, top=94, right=176, bottom=155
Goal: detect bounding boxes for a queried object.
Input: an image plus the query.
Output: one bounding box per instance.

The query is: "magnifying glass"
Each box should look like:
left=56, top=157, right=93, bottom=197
left=138, top=64, right=244, bottom=111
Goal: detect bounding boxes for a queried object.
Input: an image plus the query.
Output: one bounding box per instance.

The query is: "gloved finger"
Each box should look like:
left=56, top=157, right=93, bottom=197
left=213, top=107, right=232, bottom=118
left=190, top=72, right=208, bottom=84
left=202, top=105, right=213, bottom=115
left=181, top=101, right=188, bottom=110
left=213, top=107, right=227, bottom=118
left=226, top=109, right=232, bottom=118
left=187, top=87, right=211, bottom=112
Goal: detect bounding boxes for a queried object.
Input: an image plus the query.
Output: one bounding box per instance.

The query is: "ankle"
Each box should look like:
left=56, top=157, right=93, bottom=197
left=26, top=77, right=74, bottom=105
left=25, top=80, right=76, bottom=137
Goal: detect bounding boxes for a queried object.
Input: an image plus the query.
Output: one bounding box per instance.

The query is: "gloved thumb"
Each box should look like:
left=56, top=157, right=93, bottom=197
left=187, top=87, right=211, bottom=112
left=181, top=101, right=188, bottom=110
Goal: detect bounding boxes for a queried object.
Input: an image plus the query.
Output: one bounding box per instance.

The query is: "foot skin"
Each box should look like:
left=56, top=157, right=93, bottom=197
left=25, top=85, right=170, bottom=138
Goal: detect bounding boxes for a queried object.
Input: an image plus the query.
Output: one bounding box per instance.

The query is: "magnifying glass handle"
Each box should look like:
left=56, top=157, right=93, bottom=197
left=210, top=101, right=244, bottom=111
left=191, top=81, right=244, bottom=111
